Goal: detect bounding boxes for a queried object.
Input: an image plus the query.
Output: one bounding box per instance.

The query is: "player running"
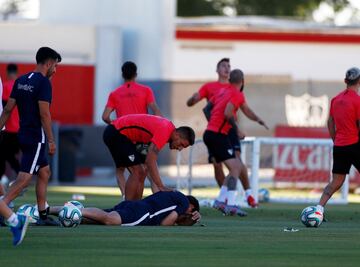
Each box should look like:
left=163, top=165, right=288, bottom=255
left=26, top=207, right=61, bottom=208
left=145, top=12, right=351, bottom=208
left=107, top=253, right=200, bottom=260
left=102, top=61, right=162, bottom=197
left=103, top=114, right=195, bottom=200
left=0, top=64, right=20, bottom=197
left=51, top=191, right=201, bottom=226
left=203, top=69, right=268, bottom=215
left=0, top=47, right=61, bottom=245
left=317, top=67, right=360, bottom=216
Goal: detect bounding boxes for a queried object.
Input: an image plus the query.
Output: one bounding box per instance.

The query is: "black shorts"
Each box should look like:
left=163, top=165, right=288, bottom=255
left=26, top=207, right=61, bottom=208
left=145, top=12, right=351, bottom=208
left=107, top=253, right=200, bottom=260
left=332, top=142, right=360, bottom=174
left=203, top=130, right=235, bottom=163
left=20, top=142, right=48, bottom=175
left=228, top=127, right=241, bottom=152
left=103, top=125, right=145, bottom=168
left=104, top=201, right=150, bottom=226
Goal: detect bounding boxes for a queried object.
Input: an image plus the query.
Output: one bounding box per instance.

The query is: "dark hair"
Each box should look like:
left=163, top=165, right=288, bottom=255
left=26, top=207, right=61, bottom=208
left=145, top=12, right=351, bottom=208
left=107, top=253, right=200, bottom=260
left=186, top=195, right=200, bottom=212
left=229, top=69, right=244, bottom=84
left=345, top=77, right=360, bottom=86
left=176, top=126, right=195, bottom=146
left=122, top=61, right=137, bottom=80
left=36, top=47, right=62, bottom=64
left=7, top=63, right=18, bottom=74
left=216, top=58, right=230, bottom=69
left=345, top=67, right=360, bottom=86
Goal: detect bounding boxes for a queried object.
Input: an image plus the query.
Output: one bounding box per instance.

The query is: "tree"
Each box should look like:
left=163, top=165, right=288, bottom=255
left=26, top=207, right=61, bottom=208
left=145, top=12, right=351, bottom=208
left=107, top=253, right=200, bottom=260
left=177, top=0, right=350, bottom=19
left=0, top=0, right=27, bottom=21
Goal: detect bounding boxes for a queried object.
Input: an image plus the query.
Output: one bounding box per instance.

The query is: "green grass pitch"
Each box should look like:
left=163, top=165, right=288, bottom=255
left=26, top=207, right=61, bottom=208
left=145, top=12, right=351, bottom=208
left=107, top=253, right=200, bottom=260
left=1, top=187, right=360, bottom=267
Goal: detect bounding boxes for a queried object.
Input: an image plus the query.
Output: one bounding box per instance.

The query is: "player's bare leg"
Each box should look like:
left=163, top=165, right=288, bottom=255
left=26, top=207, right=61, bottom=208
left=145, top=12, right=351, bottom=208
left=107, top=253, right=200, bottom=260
left=36, top=165, right=50, bottom=213
left=319, top=173, right=346, bottom=208
left=116, top=167, right=126, bottom=197
left=2, top=172, right=32, bottom=204
left=0, top=184, right=5, bottom=196
left=213, top=161, right=225, bottom=187
left=125, top=165, right=146, bottom=200
left=82, top=208, right=122, bottom=225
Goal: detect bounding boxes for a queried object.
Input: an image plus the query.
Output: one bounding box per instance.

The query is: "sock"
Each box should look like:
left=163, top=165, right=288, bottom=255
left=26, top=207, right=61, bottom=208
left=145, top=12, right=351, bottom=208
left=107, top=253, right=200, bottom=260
left=316, top=205, right=324, bottom=213
left=7, top=213, right=19, bottom=227
left=226, top=190, right=238, bottom=206
left=217, top=186, right=228, bottom=202
left=39, top=207, right=50, bottom=220
left=245, top=189, right=253, bottom=198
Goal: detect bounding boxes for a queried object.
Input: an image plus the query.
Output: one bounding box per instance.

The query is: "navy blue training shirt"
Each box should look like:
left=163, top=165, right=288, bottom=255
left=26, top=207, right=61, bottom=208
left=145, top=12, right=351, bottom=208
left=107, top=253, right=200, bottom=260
left=10, top=72, right=52, bottom=144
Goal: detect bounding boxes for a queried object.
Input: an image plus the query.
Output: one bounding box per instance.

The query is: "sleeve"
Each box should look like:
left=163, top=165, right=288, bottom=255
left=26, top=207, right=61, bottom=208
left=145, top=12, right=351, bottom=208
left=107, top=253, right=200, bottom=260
left=106, top=92, right=116, bottom=109
left=146, top=87, right=156, bottom=104
left=151, top=122, right=175, bottom=150
left=198, top=83, right=209, bottom=100
left=0, top=77, right=2, bottom=113
left=38, top=78, right=52, bottom=103
left=172, top=191, right=190, bottom=215
left=230, top=91, right=245, bottom=109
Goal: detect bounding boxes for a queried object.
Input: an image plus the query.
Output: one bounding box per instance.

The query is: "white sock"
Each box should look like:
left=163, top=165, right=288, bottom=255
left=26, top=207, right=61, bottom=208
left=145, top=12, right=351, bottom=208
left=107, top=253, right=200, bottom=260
left=217, top=186, right=228, bottom=202
left=316, top=205, right=324, bottom=213
left=226, top=190, right=238, bottom=206
left=245, top=189, right=253, bottom=198
left=7, top=213, right=19, bottom=227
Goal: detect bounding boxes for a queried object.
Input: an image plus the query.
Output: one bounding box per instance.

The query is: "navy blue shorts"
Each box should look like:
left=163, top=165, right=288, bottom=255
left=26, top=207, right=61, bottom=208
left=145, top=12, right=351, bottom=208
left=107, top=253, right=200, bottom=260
left=103, top=125, right=146, bottom=168
left=20, top=142, right=48, bottom=175
left=104, top=201, right=150, bottom=226
left=332, top=142, right=360, bottom=174
left=203, top=130, right=235, bottom=163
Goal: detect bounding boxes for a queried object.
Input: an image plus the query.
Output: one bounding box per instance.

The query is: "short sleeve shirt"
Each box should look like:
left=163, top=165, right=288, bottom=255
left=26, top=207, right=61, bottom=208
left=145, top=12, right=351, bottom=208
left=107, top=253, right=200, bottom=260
left=330, top=89, right=360, bottom=146
left=198, top=81, right=229, bottom=101
left=2, top=80, right=19, bottom=133
left=206, top=85, right=246, bottom=134
left=112, top=114, right=175, bottom=150
left=10, top=72, right=52, bottom=143
left=106, top=81, right=155, bottom=117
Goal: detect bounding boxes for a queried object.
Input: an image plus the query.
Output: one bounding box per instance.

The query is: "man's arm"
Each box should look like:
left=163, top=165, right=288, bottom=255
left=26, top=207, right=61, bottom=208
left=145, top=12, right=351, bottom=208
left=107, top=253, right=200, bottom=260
left=160, top=211, right=178, bottom=226
left=240, top=103, right=269, bottom=129
left=327, top=116, right=336, bottom=142
left=202, top=101, right=213, bottom=121
left=102, top=106, right=114, bottom=124
left=186, top=92, right=201, bottom=107
left=0, top=98, right=16, bottom=130
left=148, top=102, right=163, bottom=117
left=145, top=143, right=171, bottom=191
left=224, top=102, right=245, bottom=139
left=39, top=101, right=56, bottom=155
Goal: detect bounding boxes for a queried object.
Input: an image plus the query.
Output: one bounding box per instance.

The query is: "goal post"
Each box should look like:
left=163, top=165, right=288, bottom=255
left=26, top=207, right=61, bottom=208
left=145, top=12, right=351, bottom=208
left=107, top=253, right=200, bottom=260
left=176, top=137, right=350, bottom=205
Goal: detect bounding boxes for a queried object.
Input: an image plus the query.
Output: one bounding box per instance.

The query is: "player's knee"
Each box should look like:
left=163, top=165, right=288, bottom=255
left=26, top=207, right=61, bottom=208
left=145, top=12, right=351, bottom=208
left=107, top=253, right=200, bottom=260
left=104, top=212, right=121, bottom=225
left=133, top=168, right=146, bottom=181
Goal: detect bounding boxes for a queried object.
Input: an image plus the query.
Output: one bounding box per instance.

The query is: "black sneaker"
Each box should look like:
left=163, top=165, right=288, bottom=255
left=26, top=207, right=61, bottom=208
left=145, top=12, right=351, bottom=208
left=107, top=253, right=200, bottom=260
left=36, top=216, right=60, bottom=226
left=0, top=215, right=6, bottom=226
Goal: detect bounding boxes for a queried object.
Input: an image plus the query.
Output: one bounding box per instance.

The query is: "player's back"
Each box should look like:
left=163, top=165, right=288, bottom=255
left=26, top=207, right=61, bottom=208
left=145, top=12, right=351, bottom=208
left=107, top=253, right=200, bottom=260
left=142, top=191, right=189, bottom=225
left=11, top=72, right=51, bottom=142
left=207, top=85, right=245, bottom=134
left=108, top=81, right=155, bottom=117
left=330, top=89, right=360, bottom=146
left=2, top=79, right=19, bottom=133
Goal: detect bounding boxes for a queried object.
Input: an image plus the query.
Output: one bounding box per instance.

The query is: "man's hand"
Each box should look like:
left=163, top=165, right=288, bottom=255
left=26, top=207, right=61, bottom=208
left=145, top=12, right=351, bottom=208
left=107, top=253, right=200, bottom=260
left=48, top=141, right=56, bottom=156
left=237, top=129, right=246, bottom=140
left=191, top=211, right=201, bottom=222
left=258, top=119, right=269, bottom=130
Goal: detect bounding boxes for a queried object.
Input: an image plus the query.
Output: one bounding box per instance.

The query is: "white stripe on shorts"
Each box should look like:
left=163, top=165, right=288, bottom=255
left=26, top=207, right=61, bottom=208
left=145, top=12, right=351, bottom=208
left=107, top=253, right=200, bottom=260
left=149, top=205, right=177, bottom=218
left=30, top=142, right=42, bottom=174
left=122, top=212, right=150, bottom=227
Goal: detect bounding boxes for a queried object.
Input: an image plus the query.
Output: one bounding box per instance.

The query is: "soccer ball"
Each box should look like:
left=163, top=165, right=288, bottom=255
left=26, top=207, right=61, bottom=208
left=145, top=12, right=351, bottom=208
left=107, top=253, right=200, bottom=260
left=258, top=188, right=270, bottom=203
left=17, top=204, right=39, bottom=223
left=68, top=200, right=84, bottom=209
left=58, top=203, right=82, bottom=227
left=300, top=206, right=323, bottom=227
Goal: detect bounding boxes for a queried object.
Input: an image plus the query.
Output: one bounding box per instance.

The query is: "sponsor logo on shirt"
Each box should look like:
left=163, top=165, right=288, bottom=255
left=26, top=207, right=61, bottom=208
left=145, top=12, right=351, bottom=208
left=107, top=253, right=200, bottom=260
left=128, top=155, right=135, bottom=162
left=227, top=149, right=233, bottom=155
left=18, top=83, right=34, bottom=93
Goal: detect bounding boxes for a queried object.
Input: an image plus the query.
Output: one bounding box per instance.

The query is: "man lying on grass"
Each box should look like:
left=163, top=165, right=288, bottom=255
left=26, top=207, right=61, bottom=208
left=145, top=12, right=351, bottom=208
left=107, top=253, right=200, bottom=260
left=50, top=191, right=201, bottom=226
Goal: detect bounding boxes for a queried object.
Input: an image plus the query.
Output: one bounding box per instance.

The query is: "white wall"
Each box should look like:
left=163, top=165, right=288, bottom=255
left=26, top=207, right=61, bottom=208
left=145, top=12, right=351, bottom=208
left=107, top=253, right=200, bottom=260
left=39, top=0, right=176, bottom=80
left=173, top=40, right=360, bottom=81
left=0, top=23, right=96, bottom=64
